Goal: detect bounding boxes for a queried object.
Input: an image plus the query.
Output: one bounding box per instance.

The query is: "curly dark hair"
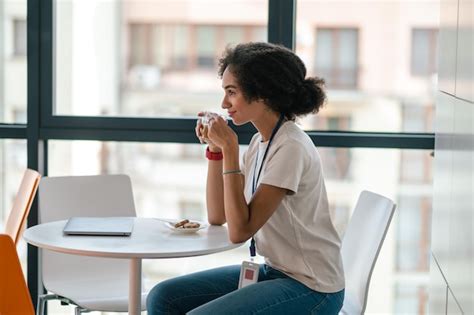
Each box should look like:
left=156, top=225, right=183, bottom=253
left=218, top=42, right=326, bottom=120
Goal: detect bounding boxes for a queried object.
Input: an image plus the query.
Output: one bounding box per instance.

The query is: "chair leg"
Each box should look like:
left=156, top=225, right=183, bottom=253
left=36, top=294, right=60, bottom=315
left=36, top=292, right=90, bottom=315
left=36, top=295, right=45, bottom=315
left=75, top=306, right=90, bottom=314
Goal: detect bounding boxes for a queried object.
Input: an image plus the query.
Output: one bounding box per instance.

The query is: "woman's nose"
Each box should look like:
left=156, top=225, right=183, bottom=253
left=221, top=96, right=230, bottom=109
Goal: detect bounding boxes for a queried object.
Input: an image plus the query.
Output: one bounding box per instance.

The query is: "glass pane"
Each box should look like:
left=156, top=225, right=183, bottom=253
left=48, top=141, right=432, bottom=315
left=223, top=26, right=245, bottom=48
left=0, top=1, right=27, bottom=123
left=296, top=0, right=439, bottom=132
left=55, top=0, right=268, bottom=117
left=396, top=196, right=431, bottom=271
left=412, top=28, right=439, bottom=76
left=196, top=26, right=217, bottom=68
left=314, top=28, right=358, bottom=89
left=395, top=285, right=429, bottom=314
left=338, top=29, right=357, bottom=69
left=412, top=30, right=431, bottom=74
left=315, top=30, right=333, bottom=69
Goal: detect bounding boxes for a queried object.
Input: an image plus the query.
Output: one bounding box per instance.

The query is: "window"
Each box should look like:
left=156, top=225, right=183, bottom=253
left=313, top=117, right=352, bottom=180
left=296, top=2, right=439, bottom=134
left=55, top=1, right=268, bottom=117
left=129, top=23, right=153, bottom=67
left=13, top=19, right=27, bottom=57
left=171, top=25, right=190, bottom=69
left=196, top=26, right=217, bottom=68
left=223, top=26, right=245, bottom=47
left=400, top=150, right=432, bottom=183
left=315, top=28, right=359, bottom=89
left=128, top=24, right=264, bottom=73
left=396, top=196, right=432, bottom=271
left=1, top=7, right=27, bottom=124
left=411, top=28, right=439, bottom=76
left=402, top=103, right=434, bottom=133
left=321, top=148, right=352, bottom=180
left=395, top=285, right=429, bottom=315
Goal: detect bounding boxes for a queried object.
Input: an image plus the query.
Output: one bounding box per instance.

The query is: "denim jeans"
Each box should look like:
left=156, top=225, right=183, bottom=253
left=146, top=264, right=344, bottom=314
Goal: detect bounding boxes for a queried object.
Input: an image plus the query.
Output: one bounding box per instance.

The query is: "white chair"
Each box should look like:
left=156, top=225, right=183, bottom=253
left=37, top=174, right=147, bottom=314
left=339, top=190, right=396, bottom=315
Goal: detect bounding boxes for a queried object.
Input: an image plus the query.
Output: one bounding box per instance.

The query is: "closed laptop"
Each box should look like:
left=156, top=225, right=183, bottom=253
left=63, top=217, right=134, bottom=236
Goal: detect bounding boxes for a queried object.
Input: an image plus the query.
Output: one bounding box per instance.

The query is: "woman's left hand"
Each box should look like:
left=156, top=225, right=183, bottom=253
left=206, top=116, right=238, bottom=152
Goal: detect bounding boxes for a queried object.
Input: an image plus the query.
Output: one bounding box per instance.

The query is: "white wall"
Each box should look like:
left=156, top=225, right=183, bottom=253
left=430, top=0, right=474, bottom=313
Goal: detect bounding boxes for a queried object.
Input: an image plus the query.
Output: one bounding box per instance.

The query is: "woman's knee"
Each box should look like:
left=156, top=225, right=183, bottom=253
left=146, top=278, right=181, bottom=314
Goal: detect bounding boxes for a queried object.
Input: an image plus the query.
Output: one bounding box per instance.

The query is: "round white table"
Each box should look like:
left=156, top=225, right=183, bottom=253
left=23, top=217, right=242, bottom=315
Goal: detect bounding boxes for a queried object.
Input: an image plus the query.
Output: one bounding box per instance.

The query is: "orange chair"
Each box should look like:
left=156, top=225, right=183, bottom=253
left=4, top=168, right=41, bottom=245
left=0, top=233, right=35, bottom=315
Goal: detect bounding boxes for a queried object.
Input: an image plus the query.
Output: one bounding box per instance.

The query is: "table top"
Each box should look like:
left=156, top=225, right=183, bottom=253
left=23, top=218, right=242, bottom=259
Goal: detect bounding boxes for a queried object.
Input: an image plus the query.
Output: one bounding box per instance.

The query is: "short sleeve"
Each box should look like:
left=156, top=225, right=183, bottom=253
left=259, top=141, right=307, bottom=194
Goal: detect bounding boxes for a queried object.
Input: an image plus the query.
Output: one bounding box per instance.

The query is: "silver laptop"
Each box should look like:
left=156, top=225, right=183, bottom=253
left=63, top=217, right=134, bottom=236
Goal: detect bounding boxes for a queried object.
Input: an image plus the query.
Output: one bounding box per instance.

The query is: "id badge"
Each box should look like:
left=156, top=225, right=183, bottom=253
left=238, top=261, right=259, bottom=289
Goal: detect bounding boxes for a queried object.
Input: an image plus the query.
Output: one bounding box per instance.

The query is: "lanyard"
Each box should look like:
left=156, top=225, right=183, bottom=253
left=249, top=114, right=285, bottom=259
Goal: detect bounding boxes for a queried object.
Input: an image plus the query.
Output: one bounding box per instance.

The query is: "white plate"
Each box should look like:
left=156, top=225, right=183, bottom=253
left=164, top=220, right=209, bottom=233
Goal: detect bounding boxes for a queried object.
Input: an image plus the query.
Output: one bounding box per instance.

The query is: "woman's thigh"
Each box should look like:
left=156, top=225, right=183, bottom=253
left=188, top=277, right=344, bottom=315
left=146, top=265, right=241, bottom=315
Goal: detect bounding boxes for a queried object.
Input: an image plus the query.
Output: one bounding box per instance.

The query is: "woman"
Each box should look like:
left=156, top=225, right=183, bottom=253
left=147, top=42, right=345, bottom=314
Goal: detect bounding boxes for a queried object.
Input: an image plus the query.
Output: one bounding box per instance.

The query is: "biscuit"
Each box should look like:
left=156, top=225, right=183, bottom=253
left=183, top=222, right=200, bottom=229
left=174, top=219, right=189, bottom=228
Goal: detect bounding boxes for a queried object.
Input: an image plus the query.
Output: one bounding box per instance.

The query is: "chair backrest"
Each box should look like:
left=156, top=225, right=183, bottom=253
left=4, top=169, right=41, bottom=245
left=339, top=190, right=396, bottom=315
left=39, top=174, right=139, bottom=299
left=0, top=234, right=35, bottom=315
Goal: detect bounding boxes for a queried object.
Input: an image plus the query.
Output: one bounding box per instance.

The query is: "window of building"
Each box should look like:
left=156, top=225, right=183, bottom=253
left=129, top=24, right=152, bottom=66
left=315, top=28, right=358, bottom=89
left=322, top=148, right=351, bottom=180
left=395, top=285, right=429, bottom=315
left=129, top=23, right=265, bottom=72
left=411, top=28, right=438, bottom=76
left=396, top=196, right=432, bottom=271
left=400, top=150, right=432, bottom=183
left=402, top=103, right=434, bottom=133
left=170, top=25, right=190, bottom=69
left=126, top=23, right=266, bottom=96
left=315, top=117, right=352, bottom=180
left=13, top=19, right=27, bottom=57
left=196, top=26, right=217, bottom=68
left=222, top=26, right=245, bottom=50
left=401, top=104, right=434, bottom=182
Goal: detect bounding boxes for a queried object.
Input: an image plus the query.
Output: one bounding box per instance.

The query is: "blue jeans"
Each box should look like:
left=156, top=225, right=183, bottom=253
left=146, top=264, right=344, bottom=314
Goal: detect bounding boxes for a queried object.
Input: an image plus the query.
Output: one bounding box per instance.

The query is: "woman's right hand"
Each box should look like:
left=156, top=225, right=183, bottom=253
left=196, top=112, right=221, bottom=152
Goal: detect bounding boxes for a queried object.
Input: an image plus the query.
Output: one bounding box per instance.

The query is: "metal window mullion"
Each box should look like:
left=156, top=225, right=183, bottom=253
left=27, top=0, right=42, bottom=310
left=39, top=125, right=434, bottom=150
left=268, top=0, right=296, bottom=49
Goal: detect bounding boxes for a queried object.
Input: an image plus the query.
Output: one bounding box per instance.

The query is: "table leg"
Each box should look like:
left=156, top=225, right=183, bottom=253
left=129, top=258, right=142, bottom=315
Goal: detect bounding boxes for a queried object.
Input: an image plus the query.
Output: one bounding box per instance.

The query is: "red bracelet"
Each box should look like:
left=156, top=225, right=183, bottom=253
left=206, top=147, right=223, bottom=160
